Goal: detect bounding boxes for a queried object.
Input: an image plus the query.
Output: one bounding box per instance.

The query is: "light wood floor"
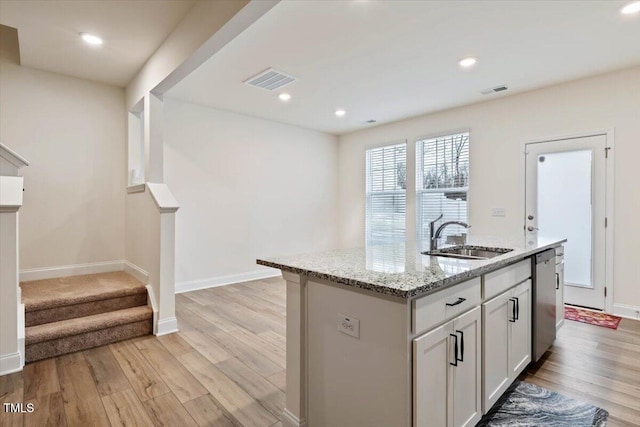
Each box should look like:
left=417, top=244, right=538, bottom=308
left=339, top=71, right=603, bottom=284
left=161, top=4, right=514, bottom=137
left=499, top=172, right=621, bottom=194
left=1, top=277, right=639, bottom=426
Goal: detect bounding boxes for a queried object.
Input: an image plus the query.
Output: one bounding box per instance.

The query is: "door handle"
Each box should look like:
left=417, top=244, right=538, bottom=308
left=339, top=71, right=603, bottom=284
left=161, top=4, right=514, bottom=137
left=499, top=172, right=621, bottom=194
left=509, top=298, right=517, bottom=322
left=450, top=333, right=459, bottom=366
left=446, top=297, right=466, bottom=307
left=514, top=296, right=520, bottom=320
left=456, top=330, right=464, bottom=363
left=556, top=273, right=560, bottom=290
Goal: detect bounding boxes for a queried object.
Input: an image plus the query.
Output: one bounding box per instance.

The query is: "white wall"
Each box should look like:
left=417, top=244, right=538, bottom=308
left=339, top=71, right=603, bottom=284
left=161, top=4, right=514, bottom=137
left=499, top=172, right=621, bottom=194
left=163, top=98, right=339, bottom=288
left=338, top=67, right=640, bottom=308
left=0, top=62, right=126, bottom=270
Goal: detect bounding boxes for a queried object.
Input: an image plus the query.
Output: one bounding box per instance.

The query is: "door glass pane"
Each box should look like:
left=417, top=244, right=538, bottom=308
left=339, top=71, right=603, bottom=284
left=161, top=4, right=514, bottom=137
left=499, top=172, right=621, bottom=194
left=537, top=150, right=592, bottom=288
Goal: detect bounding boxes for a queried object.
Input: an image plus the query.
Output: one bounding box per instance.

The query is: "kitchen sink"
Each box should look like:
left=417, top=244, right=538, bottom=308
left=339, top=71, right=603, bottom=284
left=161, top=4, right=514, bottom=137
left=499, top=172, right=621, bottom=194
left=423, top=245, right=513, bottom=260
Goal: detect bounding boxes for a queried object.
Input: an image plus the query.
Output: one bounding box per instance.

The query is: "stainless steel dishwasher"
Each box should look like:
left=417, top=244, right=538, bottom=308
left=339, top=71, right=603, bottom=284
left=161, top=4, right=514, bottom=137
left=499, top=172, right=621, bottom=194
left=532, top=249, right=557, bottom=362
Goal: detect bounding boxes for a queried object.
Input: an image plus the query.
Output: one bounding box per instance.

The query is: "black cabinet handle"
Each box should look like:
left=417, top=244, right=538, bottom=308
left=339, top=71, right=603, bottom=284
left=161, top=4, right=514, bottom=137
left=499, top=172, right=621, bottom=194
left=556, top=273, right=560, bottom=290
left=509, top=298, right=517, bottom=322
left=514, top=296, right=520, bottom=321
left=446, top=297, right=466, bottom=307
left=456, top=330, right=464, bottom=362
left=450, top=333, right=459, bottom=366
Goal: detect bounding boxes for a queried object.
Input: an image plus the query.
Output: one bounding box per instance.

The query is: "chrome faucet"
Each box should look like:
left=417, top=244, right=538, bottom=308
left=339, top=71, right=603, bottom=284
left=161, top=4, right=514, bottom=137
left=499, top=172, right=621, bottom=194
left=429, top=214, right=470, bottom=251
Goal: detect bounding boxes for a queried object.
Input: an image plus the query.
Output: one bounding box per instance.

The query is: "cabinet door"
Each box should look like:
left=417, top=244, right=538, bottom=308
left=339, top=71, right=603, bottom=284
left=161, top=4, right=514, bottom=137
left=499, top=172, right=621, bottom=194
left=452, top=306, right=482, bottom=427
left=556, top=264, right=565, bottom=329
left=413, top=321, right=452, bottom=427
left=482, top=290, right=511, bottom=412
left=509, top=280, right=532, bottom=378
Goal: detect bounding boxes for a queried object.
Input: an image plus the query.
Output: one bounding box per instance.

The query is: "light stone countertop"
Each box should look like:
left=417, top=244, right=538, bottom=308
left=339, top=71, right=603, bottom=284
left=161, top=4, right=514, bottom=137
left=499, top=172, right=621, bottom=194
left=257, top=235, right=566, bottom=299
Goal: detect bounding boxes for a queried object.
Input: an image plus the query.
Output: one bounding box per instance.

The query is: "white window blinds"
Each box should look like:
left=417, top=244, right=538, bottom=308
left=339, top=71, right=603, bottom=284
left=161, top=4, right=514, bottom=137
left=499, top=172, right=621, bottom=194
left=366, top=142, right=407, bottom=245
left=416, top=132, right=469, bottom=242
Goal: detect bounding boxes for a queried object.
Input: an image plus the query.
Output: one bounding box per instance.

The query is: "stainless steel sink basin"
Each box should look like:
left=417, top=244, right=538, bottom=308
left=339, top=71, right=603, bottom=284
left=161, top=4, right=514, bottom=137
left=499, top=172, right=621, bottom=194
left=423, top=245, right=513, bottom=260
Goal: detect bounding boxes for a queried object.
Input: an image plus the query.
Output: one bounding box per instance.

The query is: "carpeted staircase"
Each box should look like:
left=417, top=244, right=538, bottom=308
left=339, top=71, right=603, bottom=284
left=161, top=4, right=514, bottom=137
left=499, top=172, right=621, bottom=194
left=20, top=271, right=153, bottom=363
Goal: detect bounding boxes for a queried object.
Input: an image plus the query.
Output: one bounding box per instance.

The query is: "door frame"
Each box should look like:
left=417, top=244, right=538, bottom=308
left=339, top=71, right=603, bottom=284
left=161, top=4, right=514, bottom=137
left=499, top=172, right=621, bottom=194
left=519, top=129, right=614, bottom=313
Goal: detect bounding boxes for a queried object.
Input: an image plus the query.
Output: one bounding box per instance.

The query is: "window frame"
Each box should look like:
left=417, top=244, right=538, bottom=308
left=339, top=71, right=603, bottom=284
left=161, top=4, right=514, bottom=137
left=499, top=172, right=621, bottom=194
left=415, top=131, right=470, bottom=242
left=365, top=140, right=408, bottom=246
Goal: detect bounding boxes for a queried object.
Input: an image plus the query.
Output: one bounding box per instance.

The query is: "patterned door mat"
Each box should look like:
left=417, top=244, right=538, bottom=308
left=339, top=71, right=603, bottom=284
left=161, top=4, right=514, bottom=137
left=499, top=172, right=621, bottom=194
left=477, top=381, right=608, bottom=427
left=564, top=306, right=622, bottom=329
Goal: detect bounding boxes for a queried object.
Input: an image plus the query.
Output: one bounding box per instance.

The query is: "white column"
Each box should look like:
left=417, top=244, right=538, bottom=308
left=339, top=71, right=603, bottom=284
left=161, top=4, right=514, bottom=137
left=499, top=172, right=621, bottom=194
left=0, top=209, right=21, bottom=374
left=282, top=271, right=308, bottom=427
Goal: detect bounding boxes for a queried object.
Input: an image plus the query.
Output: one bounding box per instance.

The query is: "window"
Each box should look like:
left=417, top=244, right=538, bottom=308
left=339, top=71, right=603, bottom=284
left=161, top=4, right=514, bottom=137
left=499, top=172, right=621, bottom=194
left=366, top=142, right=407, bottom=245
left=416, top=132, right=469, bottom=242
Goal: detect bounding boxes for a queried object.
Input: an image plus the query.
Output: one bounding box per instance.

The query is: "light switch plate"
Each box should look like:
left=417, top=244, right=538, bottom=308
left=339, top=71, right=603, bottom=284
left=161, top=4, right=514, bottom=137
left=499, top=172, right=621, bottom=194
left=492, top=207, right=506, bottom=217
left=337, top=314, right=360, bottom=339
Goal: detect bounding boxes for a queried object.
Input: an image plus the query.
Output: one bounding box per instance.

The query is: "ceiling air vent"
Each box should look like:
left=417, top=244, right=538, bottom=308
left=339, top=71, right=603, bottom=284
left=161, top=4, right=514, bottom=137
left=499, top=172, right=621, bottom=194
left=480, top=85, right=508, bottom=95
left=244, top=68, right=296, bottom=91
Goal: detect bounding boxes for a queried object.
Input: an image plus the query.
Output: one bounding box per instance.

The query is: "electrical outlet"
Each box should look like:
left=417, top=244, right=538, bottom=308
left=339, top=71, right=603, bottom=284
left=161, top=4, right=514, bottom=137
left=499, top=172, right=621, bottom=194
left=492, top=207, right=506, bottom=217
left=337, top=314, right=360, bottom=339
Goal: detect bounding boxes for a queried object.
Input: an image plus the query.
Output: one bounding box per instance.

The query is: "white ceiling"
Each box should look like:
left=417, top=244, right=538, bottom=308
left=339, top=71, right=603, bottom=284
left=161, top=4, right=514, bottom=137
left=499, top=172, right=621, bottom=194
left=0, top=0, right=196, bottom=86
left=167, top=0, right=640, bottom=135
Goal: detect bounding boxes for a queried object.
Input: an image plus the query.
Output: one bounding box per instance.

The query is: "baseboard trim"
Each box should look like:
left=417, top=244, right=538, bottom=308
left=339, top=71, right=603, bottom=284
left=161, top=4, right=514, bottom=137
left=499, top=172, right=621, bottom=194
left=156, top=317, right=178, bottom=336
left=282, top=409, right=307, bottom=427
left=20, top=260, right=124, bottom=282
left=124, top=261, right=149, bottom=284
left=175, top=269, right=281, bottom=294
left=0, top=352, right=22, bottom=376
left=613, top=303, right=640, bottom=320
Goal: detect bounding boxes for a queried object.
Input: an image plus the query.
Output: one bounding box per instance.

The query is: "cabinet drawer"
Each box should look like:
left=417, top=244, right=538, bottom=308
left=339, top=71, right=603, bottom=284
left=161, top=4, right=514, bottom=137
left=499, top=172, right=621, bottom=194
left=483, top=259, right=531, bottom=300
left=413, top=277, right=481, bottom=335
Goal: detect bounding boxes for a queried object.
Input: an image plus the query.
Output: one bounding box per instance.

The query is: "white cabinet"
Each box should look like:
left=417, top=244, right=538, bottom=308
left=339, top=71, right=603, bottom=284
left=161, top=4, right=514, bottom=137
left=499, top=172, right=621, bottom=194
left=482, top=280, right=531, bottom=412
left=414, top=306, right=481, bottom=427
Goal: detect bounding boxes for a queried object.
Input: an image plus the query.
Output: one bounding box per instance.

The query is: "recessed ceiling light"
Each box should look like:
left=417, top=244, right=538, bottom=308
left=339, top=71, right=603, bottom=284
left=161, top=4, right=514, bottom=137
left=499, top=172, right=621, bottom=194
left=278, top=93, right=291, bottom=102
left=459, top=57, right=477, bottom=68
left=621, top=1, right=640, bottom=14
left=80, top=33, right=103, bottom=45
left=335, top=109, right=346, bottom=117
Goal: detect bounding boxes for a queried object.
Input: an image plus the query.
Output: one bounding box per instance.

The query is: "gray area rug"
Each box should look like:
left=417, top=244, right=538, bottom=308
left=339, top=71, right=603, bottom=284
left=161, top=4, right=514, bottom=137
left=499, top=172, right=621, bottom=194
left=476, top=381, right=608, bottom=427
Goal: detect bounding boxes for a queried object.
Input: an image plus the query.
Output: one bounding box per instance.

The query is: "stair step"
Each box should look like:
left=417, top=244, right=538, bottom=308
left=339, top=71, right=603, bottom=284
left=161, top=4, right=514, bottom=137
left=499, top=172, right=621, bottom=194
left=21, top=271, right=147, bottom=326
left=25, top=306, right=153, bottom=363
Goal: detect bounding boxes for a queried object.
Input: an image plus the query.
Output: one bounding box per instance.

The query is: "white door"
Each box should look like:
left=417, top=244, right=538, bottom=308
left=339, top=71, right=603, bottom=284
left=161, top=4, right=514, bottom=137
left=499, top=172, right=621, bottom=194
left=452, top=307, right=481, bottom=427
left=482, top=290, right=511, bottom=412
left=509, top=281, right=531, bottom=376
left=525, top=134, right=608, bottom=310
left=413, top=322, right=451, bottom=427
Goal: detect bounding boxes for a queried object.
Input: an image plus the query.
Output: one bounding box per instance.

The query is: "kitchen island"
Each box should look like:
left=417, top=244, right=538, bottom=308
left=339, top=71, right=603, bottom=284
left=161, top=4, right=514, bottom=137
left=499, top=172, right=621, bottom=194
left=257, top=236, right=565, bottom=427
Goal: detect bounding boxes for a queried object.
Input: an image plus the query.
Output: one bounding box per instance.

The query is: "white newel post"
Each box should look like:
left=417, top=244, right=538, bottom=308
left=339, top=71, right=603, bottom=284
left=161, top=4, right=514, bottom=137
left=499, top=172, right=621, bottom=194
left=0, top=144, right=29, bottom=375
left=148, top=183, right=179, bottom=335
left=282, top=271, right=308, bottom=427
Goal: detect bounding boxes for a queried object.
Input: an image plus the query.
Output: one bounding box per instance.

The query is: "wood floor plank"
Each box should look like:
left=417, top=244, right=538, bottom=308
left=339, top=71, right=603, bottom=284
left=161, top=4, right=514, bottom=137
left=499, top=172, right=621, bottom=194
left=183, top=394, right=243, bottom=427
left=24, top=391, right=67, bottom=427
left=102, top=388, right=154, bottom=427
left=179, top=351, right=278, bottom=427
left=0, top=372, right=24, bottom=427
left=216, top=356, right=285, bottom=420
left=23, top=358, right=59, bottom=400
left=207, top=328, right=283, bottom=377
left=143, top=392, right=198, bottom=427
left=55, top=353, right=110, bottom=427
left=158, top=332, right=194, bottom=357
left=109, top=340, right=170, bottom=401
left=266, top=370, right=286, bottom=392
left=135, top=336, right=207, bottom=403
left=181, top=327, right=231, bottom=364
left=178, top=300, right=238, bottom=333
left=223, top=327, right=286, bottom=369
left=83, top=346, right=131, bottom=397
left=201, top=301, right=272, bottom=335
left=257, top=330, right=286, bottom=353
